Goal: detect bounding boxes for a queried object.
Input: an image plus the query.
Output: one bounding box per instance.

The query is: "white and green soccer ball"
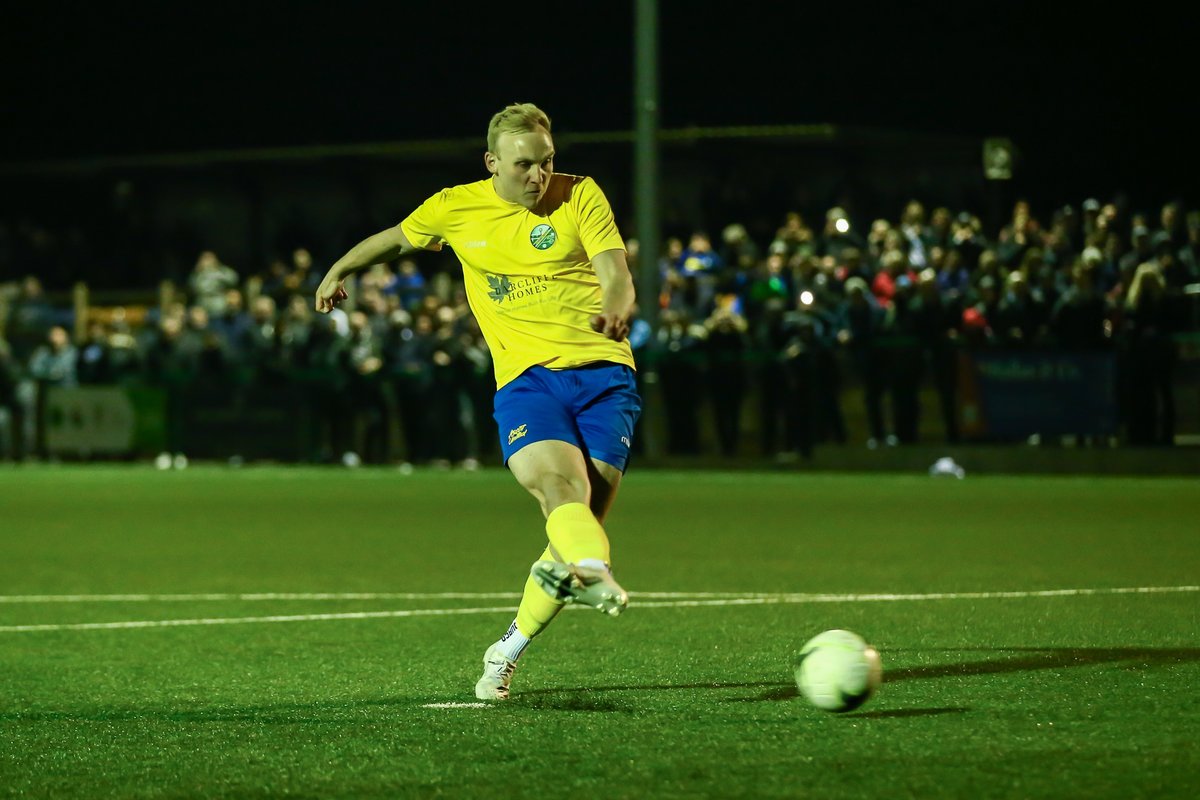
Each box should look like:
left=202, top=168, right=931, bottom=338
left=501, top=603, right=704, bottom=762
left=794, top=629, right=883, bottom=712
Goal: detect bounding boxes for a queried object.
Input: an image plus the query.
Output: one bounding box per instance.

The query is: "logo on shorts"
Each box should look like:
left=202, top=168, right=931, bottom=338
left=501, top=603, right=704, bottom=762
left=508, top=424, right=528, bottom=445
left=530, top=224, right=557, bottom=250
left=621, top=436, right=631, bottom=448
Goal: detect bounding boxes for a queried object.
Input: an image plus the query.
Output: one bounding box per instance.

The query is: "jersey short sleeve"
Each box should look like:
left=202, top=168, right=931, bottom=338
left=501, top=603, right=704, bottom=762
left=574, top=178, right=626, bottom=259
left=400, top=189, right=450, bottom=251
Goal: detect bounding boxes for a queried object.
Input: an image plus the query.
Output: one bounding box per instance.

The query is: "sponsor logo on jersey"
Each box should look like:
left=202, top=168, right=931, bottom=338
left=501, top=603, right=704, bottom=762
left=486, top=274, right=512, bottom=302
left=486, top=273, right=551, bottom=304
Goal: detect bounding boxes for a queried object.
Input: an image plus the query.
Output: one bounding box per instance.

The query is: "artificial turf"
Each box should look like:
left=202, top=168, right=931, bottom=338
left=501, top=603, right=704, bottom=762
left=1, top=465, right=1197, bottom=798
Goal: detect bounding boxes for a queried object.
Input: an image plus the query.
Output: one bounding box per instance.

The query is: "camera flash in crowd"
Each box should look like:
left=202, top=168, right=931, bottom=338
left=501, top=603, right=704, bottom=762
left=800, top=290, right=815, bottom=306
left=834, top=218, right=850, bottom=234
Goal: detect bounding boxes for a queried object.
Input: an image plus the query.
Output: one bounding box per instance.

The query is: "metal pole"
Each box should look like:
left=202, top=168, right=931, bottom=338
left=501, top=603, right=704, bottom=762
left=634, top=0, right=660, bottom=328
left=633, top=0, right=661, bottom=459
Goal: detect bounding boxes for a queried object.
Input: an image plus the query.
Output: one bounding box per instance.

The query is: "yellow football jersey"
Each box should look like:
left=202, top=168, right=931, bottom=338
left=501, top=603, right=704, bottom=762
left=400, top=173, right=634, bottom=389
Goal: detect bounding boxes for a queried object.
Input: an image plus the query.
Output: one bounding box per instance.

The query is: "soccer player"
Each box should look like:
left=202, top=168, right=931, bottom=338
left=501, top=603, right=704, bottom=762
left=314, top=103, right=640, bottom=700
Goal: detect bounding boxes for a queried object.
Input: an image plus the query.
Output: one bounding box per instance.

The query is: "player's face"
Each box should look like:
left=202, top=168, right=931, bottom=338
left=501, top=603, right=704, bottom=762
left=487, top=129, right=555, bottom=209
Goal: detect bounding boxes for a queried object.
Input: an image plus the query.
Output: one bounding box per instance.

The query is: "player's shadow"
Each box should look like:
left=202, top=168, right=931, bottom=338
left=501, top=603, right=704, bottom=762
left=2, top=695, right=629, bottom=721
left=523, top=683, right=967, bottom=718
left=520, top=679, right=786, bottom=699
left=510, top=695, right=628, bottom=713
left=8, top=648, right=1193, bottom=723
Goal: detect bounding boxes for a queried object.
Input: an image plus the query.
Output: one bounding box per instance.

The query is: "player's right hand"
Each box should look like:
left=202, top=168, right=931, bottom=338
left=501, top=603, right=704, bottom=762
left=315, top=274, right=348, bottom=313
left=591, top=313, right=630, bottom=342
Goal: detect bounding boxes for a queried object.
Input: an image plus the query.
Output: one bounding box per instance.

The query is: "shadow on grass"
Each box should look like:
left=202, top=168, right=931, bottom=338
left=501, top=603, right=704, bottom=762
left=510, top=695, right=627, bottom=713
left=884, top=646, right=1200, bottom=683
left=510, top=681, right=793, bottom=712
left=5, top=648, right=1194, bottom=723
left=853, top=707, right=969, bottom=719
left=520, top=679, right=786, bottom=697
left=733, top=646, right=1200, bottom=704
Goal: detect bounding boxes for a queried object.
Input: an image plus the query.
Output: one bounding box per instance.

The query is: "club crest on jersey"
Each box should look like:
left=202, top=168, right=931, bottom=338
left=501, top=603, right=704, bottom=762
left=508, top=424, right=528, bottom=445
left=530, top=224, right=557, bottom=250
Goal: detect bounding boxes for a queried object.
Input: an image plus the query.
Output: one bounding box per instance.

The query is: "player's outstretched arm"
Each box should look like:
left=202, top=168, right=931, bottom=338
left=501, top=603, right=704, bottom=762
left=315, top=225, right=417, bottom=313
left=590, top=248, right=636, bottom=341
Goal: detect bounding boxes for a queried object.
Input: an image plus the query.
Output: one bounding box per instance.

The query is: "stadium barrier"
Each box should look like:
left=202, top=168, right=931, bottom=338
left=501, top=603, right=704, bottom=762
left=959, top=351, right=1117, bottom=439
left=44, top=385, right=167, bottom=457
left=28, top=340, right=1197, bottom=464
left=12, top=281, right=1199, bottom=463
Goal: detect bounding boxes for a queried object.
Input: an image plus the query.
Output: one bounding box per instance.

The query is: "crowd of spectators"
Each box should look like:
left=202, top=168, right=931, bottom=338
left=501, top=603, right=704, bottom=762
left=1, top=196, right=1197, bottom=464
left=652, top=198, right=1198, bottom=455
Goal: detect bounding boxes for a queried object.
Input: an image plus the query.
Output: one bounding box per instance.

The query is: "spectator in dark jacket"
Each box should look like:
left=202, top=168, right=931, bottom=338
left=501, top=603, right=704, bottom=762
left=0, top=337, right=24, bottom=460
left=1051, top=259, right=1109, bottom=350
left=837, top=277, right=890, bottom=446
left=1122, top=263, right=1175, bottom=445
left=994, top=271, right=1048, bottom=347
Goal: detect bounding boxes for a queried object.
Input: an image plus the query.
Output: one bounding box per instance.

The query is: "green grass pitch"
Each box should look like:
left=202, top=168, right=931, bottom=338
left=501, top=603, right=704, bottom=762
left=1, top=466, right=1197, bottom=798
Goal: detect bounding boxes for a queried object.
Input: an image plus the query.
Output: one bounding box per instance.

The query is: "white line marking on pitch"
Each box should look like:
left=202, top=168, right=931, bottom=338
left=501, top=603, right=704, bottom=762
left=0, top=606, right=517, bottom=633
left=421, top=702, right=492, bottom=709
left=0, top=592, right=525, bottom=604
left=0, top=585, right=1195, bottom=634
left=0, top=585, right=1196, bottom=605
left=635, top=585, right=1200, bottom=607
left=0, top=592, right=801, bottom=604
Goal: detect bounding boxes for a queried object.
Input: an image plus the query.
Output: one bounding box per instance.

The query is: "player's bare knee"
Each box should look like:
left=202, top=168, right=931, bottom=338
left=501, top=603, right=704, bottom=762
left=515, top=470, right=587, bottom=514
left=539, top=471, right=590, bottom=512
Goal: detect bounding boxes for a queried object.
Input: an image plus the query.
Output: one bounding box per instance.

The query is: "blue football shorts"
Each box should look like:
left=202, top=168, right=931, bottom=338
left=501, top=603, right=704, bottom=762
left=493, top=362, right=642, bottom=472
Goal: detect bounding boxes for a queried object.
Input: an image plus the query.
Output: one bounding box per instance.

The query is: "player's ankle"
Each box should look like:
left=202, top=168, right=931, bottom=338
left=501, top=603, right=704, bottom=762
left=493, top=620, right=531, bottom=662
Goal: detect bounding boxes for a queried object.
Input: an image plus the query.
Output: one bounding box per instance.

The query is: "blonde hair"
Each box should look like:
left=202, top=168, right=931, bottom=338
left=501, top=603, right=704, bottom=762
left=487, top=103, right=551, bottom=154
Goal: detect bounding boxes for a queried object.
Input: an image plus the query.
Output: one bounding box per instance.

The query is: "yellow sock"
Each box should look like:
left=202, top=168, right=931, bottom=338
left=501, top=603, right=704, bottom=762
left=545, top=502, right=610, bottom=565
left=515, top=546, right=564, bottom=638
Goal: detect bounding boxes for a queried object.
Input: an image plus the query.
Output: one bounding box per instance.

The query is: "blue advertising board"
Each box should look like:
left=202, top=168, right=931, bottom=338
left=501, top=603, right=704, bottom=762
left=959, top=352, right=1118, bottom=439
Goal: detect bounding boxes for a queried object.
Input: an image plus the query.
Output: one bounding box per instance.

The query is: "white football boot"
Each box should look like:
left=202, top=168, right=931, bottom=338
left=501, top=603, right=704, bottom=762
left=530, top=560, right=629, bottom=617
left=474, top=644, right=517, bottom=700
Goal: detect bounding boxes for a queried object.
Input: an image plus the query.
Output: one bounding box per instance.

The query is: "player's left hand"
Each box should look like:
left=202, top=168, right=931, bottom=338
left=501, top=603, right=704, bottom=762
left=591, top=313, right=630, bottom=342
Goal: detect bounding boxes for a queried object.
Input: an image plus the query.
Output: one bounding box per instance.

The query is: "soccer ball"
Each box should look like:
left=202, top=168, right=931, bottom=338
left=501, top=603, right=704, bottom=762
left=794, top=629, right=883, bottom=712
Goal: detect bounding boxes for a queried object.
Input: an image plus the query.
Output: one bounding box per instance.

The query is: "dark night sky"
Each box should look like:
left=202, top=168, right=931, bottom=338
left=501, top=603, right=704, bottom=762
left=3, top=1, right=1197, bottom=206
